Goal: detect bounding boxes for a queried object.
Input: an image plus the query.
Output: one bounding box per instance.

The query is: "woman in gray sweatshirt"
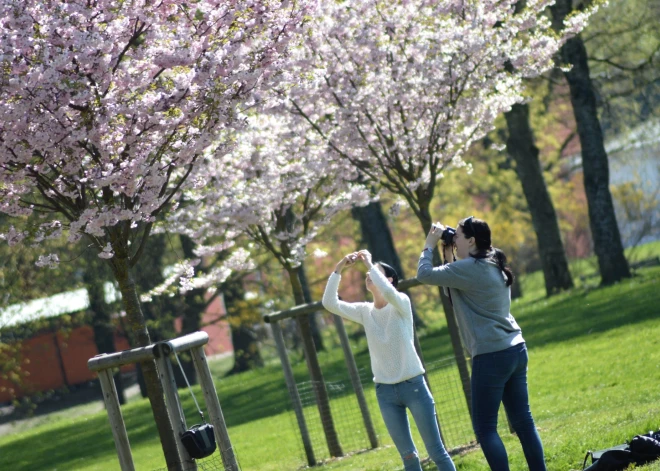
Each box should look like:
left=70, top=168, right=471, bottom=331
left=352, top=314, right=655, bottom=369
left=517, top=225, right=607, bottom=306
left=417, top=216, right=546, bottom=471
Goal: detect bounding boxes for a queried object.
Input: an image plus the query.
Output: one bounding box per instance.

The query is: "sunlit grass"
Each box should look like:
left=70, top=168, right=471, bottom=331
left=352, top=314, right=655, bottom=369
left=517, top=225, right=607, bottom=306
left=1, top=245, right=659, bottom=470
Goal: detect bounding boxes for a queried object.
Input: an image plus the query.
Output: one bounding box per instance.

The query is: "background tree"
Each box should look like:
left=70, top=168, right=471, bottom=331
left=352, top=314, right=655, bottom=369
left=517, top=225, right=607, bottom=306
left=223, top=273, right=265, bottom=375
left=505, top=100, right=574, bottom=295
left=287, top=0, right=593, bottom=412
left=0, top=214, right=83, bottom=407
left=177, top=235, right=266, bottom=377
left=550, top=0, right=631, bottom=285
left=584, top=0, right=660, bottom=133
left=173, top=111, right=372, bottom=457
left=578, top=0, right=660, bottom=260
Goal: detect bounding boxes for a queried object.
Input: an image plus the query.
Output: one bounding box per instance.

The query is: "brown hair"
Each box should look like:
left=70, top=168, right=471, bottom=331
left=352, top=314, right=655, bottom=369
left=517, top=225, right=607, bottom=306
left=376, top=261, right=399, bottom=288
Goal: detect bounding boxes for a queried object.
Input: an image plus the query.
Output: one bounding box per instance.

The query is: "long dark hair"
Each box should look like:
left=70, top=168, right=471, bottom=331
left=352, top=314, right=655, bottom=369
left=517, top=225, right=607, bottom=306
left=375, top=261, right=399, bottom=288
left=459, top=217, right=514, bottom=287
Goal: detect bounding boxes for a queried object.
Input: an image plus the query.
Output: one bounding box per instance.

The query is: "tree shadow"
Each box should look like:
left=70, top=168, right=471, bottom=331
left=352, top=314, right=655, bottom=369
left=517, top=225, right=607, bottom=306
left=513, top=270, right=660, bottom=349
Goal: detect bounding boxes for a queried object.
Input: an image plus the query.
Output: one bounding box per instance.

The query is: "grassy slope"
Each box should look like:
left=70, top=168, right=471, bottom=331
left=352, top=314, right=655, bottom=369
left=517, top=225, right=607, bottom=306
left=0, top=243, right=659, bottom=470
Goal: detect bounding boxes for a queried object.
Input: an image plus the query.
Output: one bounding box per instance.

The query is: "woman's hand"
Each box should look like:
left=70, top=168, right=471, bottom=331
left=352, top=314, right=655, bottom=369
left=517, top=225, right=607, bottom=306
left=424, top=222, right=444, bottom=250
left=357, top=249, right=373, bottom=269
left=334, top=252, right=358, bottom=274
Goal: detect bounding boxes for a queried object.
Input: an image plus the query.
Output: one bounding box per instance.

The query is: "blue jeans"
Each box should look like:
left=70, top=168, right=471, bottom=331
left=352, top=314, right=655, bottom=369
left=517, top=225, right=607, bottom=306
left=471, top=343, right=546, bottom=471
left=376, top=375, right=456, bottom=471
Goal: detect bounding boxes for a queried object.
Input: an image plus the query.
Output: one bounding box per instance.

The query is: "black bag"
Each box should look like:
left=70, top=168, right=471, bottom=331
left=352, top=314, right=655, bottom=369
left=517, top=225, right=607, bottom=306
left=583, top=449, right=636, bottom=471
left=583, top=433, right=660, bottom=471
left=170, top=348, right=218, bottom=460
left=629, top=435, right=660, bottom=463
left=181, top=423, right=217, bottom=459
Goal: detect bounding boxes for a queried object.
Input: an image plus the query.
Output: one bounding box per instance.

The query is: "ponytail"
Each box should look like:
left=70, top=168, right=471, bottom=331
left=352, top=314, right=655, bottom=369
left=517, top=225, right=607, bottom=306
left=470, top=247, right=514, bottom=287
left=492, top=248, right=514, bottom=287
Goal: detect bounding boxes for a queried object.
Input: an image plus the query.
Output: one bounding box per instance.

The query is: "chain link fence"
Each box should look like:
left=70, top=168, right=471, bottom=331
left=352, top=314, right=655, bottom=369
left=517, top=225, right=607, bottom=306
left=288, top=356, right=510, bottom=467
left=156, top=357, right=509, bottom=470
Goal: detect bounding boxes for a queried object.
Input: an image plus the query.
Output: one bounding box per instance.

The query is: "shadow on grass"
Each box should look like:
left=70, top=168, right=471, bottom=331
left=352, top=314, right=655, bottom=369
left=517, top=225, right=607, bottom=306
left=420, top=267, right=660, bottom=355
left=514, top=269, right=660, bottom=349
left=0, top=407, right=159, bottom=471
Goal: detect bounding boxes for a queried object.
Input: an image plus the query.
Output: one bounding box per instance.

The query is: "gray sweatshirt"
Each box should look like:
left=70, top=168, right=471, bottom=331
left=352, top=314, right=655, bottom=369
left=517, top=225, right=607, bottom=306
left=417, top=250, right=524, bottom=357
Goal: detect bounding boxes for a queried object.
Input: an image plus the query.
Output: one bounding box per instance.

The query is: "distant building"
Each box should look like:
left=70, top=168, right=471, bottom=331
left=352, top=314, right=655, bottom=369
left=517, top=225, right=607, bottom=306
left=568, top=119, right=660, bottom=247
left=0, top=286, right=232, bottom=403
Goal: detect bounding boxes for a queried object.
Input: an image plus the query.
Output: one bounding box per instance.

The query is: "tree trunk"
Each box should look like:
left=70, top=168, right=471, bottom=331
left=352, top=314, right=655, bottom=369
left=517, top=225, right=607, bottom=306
left=84, top=254, right=126, bottom=404
left=352, top=201, right=425, bottom=327
left=135, top=234, right=171, bottom=344
left=227, top=325, right=263, bottom=374
left=551, top=0, right=630, bottom=285
left=505, top=103, right=574, bottom=295
left=418, top=206, right=472, bottom=418
left=132, top=235, right=169, bottom=398
left=509, top=263, right=523, bottom=300
left=222, top=275, right=264, bottom=375
left=176, top=304, right=201, bottom=386
left=177, top=234, right=210, bottom=385
left=298, top=261, right=325, bottom=351
left=108, top=255, right=182, bottom=471
left=288, top=266, right=343, bottom=457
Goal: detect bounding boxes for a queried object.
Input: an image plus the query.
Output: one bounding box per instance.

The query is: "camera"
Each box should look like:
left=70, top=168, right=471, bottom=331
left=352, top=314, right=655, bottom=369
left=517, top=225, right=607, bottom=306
left=440, top=226, right=456, bottom=245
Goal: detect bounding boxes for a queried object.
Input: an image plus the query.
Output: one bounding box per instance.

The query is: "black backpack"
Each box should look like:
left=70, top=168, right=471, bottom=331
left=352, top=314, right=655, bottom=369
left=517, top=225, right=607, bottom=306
left=583, top=433, right=660, bottom=471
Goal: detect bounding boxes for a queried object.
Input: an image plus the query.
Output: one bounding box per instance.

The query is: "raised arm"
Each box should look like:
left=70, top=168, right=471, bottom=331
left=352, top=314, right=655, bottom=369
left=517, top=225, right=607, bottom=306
left=357, top=250, right=412, bottom=318
left=417, top=224, right=474, bottom=290
left=368, top=265, right=412, bottom=317
left=321, top=253, right=366, bottom=324
left=417, top=249, right=474, bottom=290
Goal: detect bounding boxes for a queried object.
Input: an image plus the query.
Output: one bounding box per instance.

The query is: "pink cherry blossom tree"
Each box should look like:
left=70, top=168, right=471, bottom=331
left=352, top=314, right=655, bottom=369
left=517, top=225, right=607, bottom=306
left=0, top=1, right=313, bottom=468
left=168, top=110, right=371, bottom=457
left=285, top=0, right=595, bottom=415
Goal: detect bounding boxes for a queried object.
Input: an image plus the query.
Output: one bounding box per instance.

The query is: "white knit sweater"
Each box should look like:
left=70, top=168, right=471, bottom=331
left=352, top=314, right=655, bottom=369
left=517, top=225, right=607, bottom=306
left=322, top=266, right=425, bottom=384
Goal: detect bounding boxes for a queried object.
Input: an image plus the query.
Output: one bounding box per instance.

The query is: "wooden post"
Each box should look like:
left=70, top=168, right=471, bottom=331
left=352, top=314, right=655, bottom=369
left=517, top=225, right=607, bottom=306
left=190, top=345, right=240, bottom=471
left=271, top=321, right=316, bottom=466
left=91, top=334, right=237, bottom=471
left=88, top=345, right=158, bottom=372
left=332, top=315, right=378, bottom=449
left=155, top=345, right=195, bottom=470
left=98, top=369, right=135, bottom=471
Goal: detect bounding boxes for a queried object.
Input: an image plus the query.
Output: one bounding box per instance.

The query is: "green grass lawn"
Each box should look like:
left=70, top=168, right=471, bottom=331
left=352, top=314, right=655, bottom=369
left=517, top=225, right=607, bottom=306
left=1, top=244, right=659, bottom=470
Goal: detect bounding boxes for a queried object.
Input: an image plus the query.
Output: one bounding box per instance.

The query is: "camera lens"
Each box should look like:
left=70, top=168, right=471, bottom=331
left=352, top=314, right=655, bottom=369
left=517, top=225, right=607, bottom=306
left=441, top=226, right=456, bottom=244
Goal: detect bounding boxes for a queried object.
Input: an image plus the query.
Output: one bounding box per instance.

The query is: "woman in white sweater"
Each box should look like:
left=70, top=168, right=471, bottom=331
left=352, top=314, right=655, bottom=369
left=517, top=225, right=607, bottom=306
left=322, top=249, right=455, bottom=471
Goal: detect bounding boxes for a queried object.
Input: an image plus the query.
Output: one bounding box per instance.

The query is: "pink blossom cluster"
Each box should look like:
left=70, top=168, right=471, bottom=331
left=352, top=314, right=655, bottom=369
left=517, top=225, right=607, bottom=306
left=285, top=0, right=594, bottom=206
left=168, top=110, right=372, bottom=269
left=0, top=0, right=314, bottom=263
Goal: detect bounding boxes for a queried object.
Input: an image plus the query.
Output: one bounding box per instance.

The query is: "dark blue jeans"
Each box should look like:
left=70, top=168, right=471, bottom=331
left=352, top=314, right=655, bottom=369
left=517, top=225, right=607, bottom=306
left=376, top=375, right=456, bottom=471
left=471, top=343, right=546, bottom=471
